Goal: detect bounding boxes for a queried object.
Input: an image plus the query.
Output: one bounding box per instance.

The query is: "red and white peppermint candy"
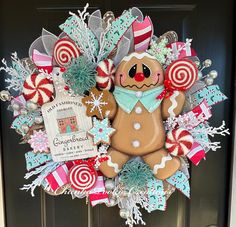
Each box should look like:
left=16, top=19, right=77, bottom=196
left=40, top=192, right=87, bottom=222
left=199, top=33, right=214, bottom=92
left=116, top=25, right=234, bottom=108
left=23, top=73, right=53, bottom=106
left=69, top=164, right=97, bottom=191
left=166, top=59, right=198, bottom=90
left=165, top=128, right=194, bottom=156
left=53, top=38, right=81, bottom=67
left=96, top=59, right=115, bottom=91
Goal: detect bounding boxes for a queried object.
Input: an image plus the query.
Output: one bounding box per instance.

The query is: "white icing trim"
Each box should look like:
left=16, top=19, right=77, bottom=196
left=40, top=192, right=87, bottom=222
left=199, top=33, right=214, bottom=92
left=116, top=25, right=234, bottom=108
left=152, top=154, right=173, bottom=175
left=107, top=156, right=121, bottom=173
left=168, top=91, right=180, bottom=117
left=122, top=52, right=156, bottom=62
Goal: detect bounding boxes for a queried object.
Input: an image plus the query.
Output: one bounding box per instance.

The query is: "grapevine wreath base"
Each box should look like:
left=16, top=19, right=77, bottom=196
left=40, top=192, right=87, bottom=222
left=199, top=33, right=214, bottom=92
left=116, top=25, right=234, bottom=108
left=0, top=4, right=229, bottom=226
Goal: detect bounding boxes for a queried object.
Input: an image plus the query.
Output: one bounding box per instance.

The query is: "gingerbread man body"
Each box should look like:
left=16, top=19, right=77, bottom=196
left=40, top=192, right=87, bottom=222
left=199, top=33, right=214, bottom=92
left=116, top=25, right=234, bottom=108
left=99, top=52, right=185, bottom=179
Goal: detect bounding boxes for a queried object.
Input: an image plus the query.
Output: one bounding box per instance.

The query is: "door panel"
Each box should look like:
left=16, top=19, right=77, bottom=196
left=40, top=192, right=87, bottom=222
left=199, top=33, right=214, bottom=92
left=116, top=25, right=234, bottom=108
left=0, top=0, right=234, bottom=227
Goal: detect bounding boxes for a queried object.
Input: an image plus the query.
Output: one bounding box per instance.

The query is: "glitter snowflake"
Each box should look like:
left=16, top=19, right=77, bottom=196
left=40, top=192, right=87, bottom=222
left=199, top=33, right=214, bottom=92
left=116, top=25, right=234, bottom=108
left=88, top=118, right=115, bottom=145
left=82, top=87, right=111, bottom=119
left=147, top=38, right=172, bottom=65
left=28, top=130, right=49, bottom=153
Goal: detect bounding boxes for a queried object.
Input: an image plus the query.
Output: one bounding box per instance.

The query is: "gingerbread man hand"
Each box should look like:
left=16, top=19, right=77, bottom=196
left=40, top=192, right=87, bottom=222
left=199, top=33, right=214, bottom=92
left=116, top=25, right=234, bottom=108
left=162, top=91, right=186, bottom=120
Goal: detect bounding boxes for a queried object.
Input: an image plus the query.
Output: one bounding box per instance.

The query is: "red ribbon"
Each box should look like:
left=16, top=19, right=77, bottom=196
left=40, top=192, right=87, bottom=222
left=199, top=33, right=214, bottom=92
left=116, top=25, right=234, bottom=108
left=37, top=66, right=53, bottom=74
left=74, top=156, right=109, bottom=173
left=156, top=79, right=186, bottom=100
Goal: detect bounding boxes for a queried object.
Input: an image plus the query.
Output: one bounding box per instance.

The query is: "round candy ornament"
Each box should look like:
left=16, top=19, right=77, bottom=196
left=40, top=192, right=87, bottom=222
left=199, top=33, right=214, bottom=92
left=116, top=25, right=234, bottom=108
left=96, top=59, right=115, bottom=91
left=53, top=38, right=81, bottom=67
left=165, top=58, right=198, bottom=91
left=23, top=73, right=54, bottom=106
left=165, top=128, right=194, bottom=156
left=68, top=164, right=97, bottom=192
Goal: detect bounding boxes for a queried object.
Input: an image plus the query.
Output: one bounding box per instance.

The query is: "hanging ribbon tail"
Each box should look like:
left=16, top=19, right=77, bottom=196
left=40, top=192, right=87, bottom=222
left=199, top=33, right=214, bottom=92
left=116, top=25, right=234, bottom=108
left=187, top=142, right=206, bottom=166
left=59, top=14, right=99, bottom=57
left=166, top=170, right=190, bottom=198
left=98, top=10, right=138, bottom=60
left=25, top=151, right=52, bottom=171
left=190, top=85, right=228, bottom=107
left=147, top=179, right=166, bottom=211
left=32, top=49, right=53, bottom=73
left=132, top=16, right=154, bottom=52
left=45, top=162, right=74, bottom=192
left=89, top=171, right=109, bottom=207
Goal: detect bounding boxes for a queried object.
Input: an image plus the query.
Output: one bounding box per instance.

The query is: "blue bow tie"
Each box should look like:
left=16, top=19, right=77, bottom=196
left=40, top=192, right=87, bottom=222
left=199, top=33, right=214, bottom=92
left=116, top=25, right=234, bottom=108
left=113, top=86, right=164, bottom=113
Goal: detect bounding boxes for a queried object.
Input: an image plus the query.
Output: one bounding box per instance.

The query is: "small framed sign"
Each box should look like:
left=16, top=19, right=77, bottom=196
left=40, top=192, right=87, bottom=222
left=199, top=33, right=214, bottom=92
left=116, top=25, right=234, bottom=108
left=42, top=79, right=97, bottom=162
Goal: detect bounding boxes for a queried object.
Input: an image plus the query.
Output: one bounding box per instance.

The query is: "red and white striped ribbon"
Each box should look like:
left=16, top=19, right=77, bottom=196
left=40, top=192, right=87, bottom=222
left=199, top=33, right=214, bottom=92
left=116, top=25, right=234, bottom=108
left=32, top=49, right=53, bottom=73
left=89, top=172, right=109, bottom=207
left=187, top=142, right=206, bottom=166
left=45, top=162, right=75, bottom=191
left=132, top=16, right=153, bottom=52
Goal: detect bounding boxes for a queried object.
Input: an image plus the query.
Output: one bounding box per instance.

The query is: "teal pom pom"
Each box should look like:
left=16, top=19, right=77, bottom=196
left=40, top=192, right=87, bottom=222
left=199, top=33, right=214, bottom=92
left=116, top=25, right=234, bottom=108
left=119, top=159, right=154, bottom=192
left=63, top=57, right=96, bottom=95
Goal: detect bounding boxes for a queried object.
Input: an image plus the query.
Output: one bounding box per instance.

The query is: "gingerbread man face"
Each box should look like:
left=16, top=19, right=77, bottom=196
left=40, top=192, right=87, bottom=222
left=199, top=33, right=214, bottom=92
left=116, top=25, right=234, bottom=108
left=115, top=52, right=164, bottom=91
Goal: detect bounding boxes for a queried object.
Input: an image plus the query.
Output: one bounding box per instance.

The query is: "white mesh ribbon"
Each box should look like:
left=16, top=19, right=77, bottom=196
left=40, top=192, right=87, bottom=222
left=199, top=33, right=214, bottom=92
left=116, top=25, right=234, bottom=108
left=29, top=29, right=58, bottom=60
left=28, top=29, right=59, bottom=69
left=88, top=10, right=103, bottom=41
left=41, top=28, right=58, bottom=56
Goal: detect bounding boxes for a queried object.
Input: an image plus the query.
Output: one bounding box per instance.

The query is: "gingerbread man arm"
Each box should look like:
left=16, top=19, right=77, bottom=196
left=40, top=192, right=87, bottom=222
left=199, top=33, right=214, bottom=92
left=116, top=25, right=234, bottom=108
left=161, top=91, right=186, bottom=120
left=107, top=92, right=117, bottom=120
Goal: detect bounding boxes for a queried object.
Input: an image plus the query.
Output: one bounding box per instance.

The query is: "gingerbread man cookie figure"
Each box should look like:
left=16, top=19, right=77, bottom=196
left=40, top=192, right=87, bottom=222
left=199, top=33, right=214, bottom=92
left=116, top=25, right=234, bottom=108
left=99, top=52, right=185, bottom=180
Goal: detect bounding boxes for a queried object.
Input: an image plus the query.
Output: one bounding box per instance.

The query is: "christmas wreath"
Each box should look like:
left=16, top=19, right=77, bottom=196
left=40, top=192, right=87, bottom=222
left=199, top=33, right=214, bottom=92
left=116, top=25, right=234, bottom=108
left=0, top=4, right=229, bottom=226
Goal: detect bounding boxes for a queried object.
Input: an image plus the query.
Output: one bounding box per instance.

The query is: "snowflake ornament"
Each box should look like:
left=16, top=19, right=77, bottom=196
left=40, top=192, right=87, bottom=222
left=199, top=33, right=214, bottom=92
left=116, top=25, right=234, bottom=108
left=147, top=38, right=172, bottom=65
left=88, top=118, right=115, bottom=145
left=28, top=130, right=49, bottom=153
left=82, top=87, right=112, bottom=119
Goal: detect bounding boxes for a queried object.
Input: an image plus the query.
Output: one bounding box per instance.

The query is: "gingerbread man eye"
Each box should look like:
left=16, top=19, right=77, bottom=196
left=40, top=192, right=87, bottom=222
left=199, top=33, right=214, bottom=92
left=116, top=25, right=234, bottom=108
left=142, top=64, right=151, bottom=77
left=128, top=64, right=137, bottom=78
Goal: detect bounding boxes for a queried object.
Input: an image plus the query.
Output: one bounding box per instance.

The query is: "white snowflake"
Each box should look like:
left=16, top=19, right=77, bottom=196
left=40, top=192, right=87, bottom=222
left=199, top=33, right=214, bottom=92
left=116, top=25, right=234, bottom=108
left=98, top=144, right=109, bottom=154
left=85, top=91, right=108, bottom=118
left=0, top=52, right=35, bottom=92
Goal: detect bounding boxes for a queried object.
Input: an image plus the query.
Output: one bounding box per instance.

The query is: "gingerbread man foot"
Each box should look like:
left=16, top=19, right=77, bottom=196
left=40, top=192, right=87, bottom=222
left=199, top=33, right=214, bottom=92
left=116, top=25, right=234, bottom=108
left=99, top=148, right=130, bottom=178
left=143, top=148, right=181, bottom=180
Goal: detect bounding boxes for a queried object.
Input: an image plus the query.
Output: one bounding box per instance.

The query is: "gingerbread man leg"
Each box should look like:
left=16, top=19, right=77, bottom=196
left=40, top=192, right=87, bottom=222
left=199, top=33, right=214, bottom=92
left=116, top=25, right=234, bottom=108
left=143, top=148, right=181, bottom=180
left=99, top=148, right=130, bottom=178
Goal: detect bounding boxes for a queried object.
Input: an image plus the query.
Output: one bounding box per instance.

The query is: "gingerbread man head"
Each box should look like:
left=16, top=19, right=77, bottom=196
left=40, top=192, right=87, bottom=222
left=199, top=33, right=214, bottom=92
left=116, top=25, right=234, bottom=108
left=115, top=52, right=164, bottom=91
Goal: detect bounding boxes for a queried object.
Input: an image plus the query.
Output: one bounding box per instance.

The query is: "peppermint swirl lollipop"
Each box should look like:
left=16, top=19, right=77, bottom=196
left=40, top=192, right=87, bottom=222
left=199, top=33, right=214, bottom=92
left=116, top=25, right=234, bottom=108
left=165, top=128, right=194, bottom=156
left=166, top=59, right=198, bottom=90
left=53, top=38, right=81, bottom=67
left=96, top=59, right=115, bottom=91
left=23, top=73, right=53, bottom=106
left=69, top=164, right=97, bottom=191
